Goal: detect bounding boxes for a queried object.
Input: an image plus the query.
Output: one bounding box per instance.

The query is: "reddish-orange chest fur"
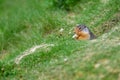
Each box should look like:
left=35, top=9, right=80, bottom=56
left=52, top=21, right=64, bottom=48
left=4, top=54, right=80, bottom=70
left=74, top=27, right=90, bottom=40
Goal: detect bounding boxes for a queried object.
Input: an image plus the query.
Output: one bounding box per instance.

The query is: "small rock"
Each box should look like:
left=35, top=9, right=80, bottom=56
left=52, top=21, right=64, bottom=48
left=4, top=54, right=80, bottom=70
left=59, top=28, right=64, bottom=32
left=94, top=63, right=101, bottom=68
left=64, top=58, right=68, bottom=62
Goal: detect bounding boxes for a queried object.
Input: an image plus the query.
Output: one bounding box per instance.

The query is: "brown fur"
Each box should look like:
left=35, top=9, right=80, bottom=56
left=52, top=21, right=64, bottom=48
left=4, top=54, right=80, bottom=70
left=73, top=24, right=96, bottom=40
left=74, top=27, right=90, bottom=40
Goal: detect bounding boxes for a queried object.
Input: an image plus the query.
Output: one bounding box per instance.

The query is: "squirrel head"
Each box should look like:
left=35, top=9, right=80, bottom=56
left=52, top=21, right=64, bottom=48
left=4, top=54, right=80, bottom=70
left=74, top=24, right=87, bottom=36
left=76, top=24, right=87, bottom=31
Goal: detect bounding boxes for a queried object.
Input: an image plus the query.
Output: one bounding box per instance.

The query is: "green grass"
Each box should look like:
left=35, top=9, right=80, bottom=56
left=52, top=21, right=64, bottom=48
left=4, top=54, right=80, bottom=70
left=0, top=0, right=120, bottom=80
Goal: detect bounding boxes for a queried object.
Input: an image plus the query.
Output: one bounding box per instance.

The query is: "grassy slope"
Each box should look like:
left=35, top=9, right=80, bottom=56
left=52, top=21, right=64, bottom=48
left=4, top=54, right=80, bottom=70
left=0, top=0, right=120, bottom=80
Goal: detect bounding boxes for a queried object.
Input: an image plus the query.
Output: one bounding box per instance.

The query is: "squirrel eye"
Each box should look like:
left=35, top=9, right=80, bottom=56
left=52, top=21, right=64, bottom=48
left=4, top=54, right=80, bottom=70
left=79, top=27, right=81, bottom=30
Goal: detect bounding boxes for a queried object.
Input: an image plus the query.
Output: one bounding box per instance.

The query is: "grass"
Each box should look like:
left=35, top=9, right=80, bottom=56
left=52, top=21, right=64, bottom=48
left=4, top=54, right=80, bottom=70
left=0, top=0, right=120, bottom=80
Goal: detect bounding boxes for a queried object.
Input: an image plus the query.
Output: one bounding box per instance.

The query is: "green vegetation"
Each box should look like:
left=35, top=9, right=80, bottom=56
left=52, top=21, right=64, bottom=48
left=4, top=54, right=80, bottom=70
left=0, top=0, right=120, bottom=80
left=52, top=0, right=81, bottom=11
